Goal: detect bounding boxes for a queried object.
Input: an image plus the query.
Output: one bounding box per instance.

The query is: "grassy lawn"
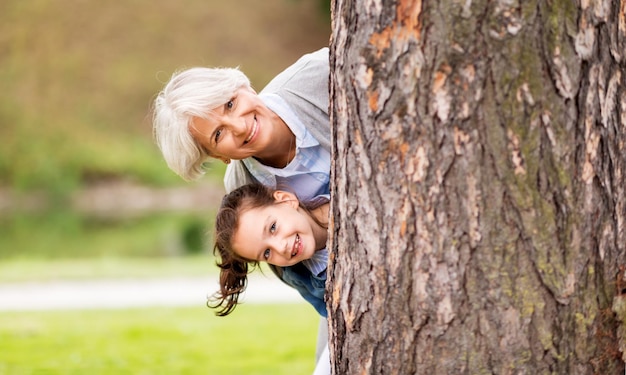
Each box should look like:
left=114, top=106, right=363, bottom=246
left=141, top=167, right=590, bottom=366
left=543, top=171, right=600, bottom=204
left=0, top=256, right=216, bottom=283
left=0, top=304, right=320, bottom=375
left=0, top=255, right=282, bottom=283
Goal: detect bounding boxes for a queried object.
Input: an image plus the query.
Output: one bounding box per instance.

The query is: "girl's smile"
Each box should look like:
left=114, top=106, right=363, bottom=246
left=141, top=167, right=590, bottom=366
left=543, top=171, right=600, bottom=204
left=291, top=234, right=302, bottom=257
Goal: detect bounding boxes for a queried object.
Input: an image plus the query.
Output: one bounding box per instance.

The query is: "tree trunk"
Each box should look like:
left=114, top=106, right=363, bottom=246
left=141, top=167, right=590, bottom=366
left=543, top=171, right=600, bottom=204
left=328, top=0, right=626, bottom=374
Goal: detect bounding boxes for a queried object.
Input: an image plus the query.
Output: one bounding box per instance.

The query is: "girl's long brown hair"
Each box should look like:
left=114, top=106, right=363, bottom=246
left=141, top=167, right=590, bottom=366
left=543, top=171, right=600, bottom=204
left=208, top=183, right=327, bottom=316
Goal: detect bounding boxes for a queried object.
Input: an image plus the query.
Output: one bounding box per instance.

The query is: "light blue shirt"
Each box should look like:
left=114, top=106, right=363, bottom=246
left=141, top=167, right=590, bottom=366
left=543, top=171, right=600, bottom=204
left=302, top=248, right=329, bottom=277
left=242, top=93, right=331, bottom=203
left=300, top=193, right=329, bottom=277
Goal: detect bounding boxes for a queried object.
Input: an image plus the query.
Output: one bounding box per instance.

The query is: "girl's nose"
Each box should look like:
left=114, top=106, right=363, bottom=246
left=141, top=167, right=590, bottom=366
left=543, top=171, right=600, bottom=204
left=270, top=238, right=290, bottom=258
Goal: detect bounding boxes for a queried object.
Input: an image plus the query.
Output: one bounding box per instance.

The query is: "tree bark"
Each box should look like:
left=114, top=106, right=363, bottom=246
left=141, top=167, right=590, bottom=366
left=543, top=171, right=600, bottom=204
left=328, top=0, right=626, bottom=374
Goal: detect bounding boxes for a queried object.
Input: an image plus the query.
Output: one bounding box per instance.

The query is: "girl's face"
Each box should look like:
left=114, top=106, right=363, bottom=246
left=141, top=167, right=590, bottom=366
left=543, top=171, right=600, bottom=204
left=189, top=87, right=282, bottom=162
left=231, top=192, right=317, bottom=267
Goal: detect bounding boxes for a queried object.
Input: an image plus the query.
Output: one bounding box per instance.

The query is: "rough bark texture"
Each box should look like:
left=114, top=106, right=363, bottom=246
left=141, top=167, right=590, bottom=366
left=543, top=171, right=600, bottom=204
left=328, top=0, right=626, bottom=374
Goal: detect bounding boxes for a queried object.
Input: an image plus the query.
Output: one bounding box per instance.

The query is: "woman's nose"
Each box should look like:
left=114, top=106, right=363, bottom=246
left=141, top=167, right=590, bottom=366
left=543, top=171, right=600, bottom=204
left=224, top=118, right=246, bottom=136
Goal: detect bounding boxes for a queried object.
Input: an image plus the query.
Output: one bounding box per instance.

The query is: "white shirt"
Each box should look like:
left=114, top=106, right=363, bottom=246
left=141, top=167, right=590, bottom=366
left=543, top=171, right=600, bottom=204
left=242, top=93, right=331, bottom=202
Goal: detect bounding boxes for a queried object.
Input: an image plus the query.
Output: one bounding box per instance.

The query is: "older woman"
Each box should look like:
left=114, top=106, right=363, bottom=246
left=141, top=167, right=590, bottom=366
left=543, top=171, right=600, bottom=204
left=152, top=47, right=330, bottom=201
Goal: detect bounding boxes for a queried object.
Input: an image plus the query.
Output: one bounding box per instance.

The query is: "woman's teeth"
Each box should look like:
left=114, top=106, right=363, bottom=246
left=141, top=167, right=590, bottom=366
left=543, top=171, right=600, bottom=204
left=244, top=116, right=258, bottom=143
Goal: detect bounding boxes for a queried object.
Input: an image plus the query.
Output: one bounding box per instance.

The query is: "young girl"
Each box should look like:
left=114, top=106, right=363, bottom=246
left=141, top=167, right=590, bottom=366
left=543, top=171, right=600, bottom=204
left=209, top=183, right=329, bottom=318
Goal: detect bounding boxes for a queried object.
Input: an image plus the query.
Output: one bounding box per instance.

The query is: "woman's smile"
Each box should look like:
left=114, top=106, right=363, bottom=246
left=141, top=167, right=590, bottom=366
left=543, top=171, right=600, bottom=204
left=188, top=87, right=278, bottom=161
left=244, top=115, right=259, bottom=144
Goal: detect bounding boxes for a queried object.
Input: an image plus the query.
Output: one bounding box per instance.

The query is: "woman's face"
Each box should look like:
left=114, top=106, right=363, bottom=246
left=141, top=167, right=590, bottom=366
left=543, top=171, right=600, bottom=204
left=231, top=193, right=317, bottom=267
left=189, top=87, right=282, bottom=162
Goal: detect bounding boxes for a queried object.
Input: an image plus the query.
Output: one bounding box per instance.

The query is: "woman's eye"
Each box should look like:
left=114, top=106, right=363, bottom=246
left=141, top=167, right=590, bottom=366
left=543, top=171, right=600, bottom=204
left=263, top=249, right=271, bottom=260
left=226, top=99, right=234, bottom=110
left=214, top=129, right=222, bottom=143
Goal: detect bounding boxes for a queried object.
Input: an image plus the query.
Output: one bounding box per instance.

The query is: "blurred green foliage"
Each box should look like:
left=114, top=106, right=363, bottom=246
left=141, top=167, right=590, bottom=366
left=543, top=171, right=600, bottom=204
left=0, top=210, right=215, bottom=259
left=181, top=218, right=209, bottom=255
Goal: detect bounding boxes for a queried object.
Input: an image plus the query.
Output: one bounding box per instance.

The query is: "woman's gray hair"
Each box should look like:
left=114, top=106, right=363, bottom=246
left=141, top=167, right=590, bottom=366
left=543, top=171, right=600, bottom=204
left=152, top=67, right=251, bottom=181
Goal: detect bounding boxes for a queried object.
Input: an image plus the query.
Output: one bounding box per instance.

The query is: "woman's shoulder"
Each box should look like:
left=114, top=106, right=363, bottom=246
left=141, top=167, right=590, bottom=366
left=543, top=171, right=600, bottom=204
left=261, top=48, right=331, bottom=148
left=261, top=48, right=329, bottom=94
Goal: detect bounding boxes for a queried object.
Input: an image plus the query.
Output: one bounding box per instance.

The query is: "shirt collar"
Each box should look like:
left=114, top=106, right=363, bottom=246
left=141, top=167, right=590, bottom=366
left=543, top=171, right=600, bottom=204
left=259, top=93, right=319, bottom=148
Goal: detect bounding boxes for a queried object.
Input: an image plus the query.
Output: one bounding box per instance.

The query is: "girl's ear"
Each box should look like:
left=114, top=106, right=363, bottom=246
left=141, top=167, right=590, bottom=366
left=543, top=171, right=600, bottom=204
left=273, top=190, right=298, bottom=208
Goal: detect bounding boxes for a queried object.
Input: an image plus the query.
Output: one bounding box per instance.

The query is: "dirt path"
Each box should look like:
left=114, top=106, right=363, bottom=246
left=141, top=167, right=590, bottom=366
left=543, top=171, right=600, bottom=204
left=0, top=180, right=226, bottom=218
left=0, top=273, right=301, bottom=311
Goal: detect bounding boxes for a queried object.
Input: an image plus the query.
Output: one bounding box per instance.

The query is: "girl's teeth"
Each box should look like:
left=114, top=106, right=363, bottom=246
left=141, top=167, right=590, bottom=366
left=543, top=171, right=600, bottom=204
left=292, top=235, right=300, bottom=256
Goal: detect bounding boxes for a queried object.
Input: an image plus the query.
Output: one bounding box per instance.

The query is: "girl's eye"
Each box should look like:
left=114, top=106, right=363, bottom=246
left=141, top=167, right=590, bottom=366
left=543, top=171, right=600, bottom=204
left=263, top=249, right=271, bottom=260
left=269, top=223, right=276, bottom=233
left=214, top=129, right=222, bottom=143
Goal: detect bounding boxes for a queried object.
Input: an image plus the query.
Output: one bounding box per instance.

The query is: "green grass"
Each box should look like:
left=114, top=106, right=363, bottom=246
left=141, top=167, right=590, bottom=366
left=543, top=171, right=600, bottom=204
left=0, top=257, right=281, bottom=284
left=0, top=256, right=217, bottom=283
left=0, top=304, right=320, bottom=375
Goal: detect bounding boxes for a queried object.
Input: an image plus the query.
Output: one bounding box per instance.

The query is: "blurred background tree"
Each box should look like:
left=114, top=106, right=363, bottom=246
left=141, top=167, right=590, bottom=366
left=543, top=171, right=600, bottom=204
left=0, top=0, right=330, bottom=266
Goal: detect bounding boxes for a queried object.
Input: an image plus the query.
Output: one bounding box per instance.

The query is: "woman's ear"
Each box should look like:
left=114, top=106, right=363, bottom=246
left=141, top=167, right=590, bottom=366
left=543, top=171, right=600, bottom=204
left=204, top=149, right=230, bottom=165
left=273, top=190, right=298, bottom=208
